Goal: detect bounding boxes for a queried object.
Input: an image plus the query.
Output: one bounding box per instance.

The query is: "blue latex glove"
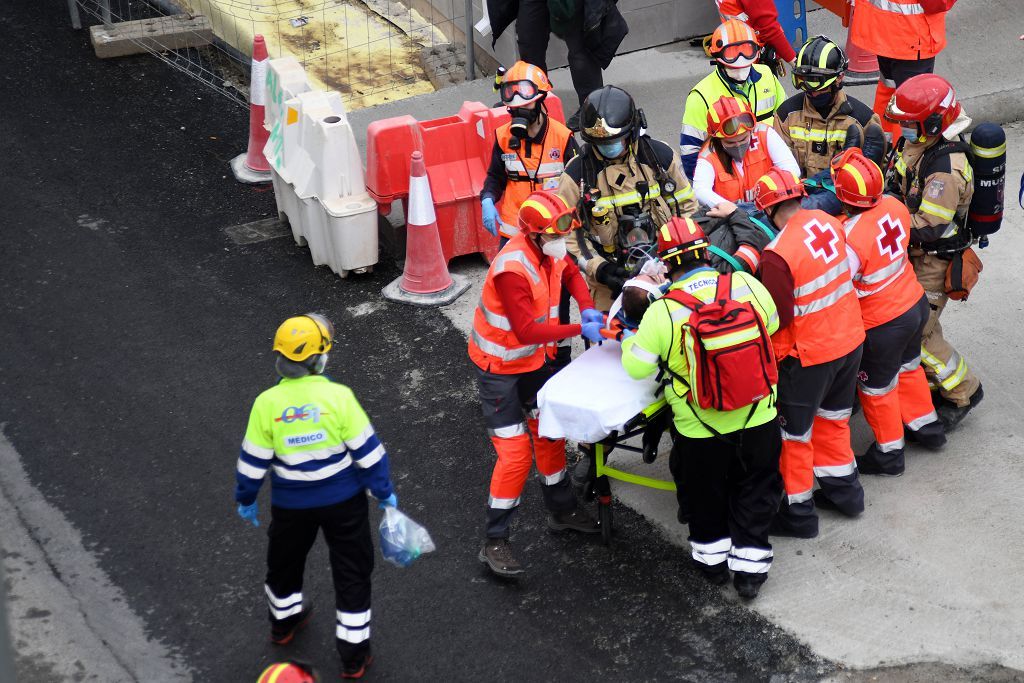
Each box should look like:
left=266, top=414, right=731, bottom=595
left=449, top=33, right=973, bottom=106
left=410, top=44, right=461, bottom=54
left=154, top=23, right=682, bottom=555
left=481, top=197, right=499, bottom=237
left=581, top=321, right=604, bottom=344
left=379, top=493, right=398, bottom=509
left=620, top=328, right=635, bottom=340
left=580, top=308, right=604, bottom=325
left=237, top=502, right=259, bottom=527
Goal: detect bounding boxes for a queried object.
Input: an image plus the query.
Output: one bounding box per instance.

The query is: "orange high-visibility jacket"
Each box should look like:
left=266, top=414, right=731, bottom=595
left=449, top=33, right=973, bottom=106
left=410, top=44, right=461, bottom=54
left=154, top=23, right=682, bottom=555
left=698, top=125, right=774, bottom=203
left=850, top=0, right=947, bottom=61
left=842, top=195, right=924, bottom=329
left=495, top=121, right=573, bottom=238
left=468, top=233, right=566, bottom=374
left=716, top=0, right=749, bottom=20
left=765, top=209, right=865, bottom=365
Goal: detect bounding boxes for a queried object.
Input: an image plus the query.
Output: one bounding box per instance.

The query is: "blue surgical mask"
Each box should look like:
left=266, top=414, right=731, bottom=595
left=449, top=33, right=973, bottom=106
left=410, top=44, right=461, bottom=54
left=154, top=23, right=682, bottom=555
left=901, top=126, right=922, bottom=143
left=596, top=139, right=626, bottom=159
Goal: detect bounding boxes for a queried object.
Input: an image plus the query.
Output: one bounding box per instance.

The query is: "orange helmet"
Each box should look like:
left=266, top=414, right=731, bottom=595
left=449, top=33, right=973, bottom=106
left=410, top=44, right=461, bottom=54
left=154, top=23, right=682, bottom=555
left=499, top=61, right=552, bottom=107
left=830, top=148, right=883, bottom=208
left=753, top=169, right=807, bottom=211
left=257, top=662, right=318, bottom=683
left=518, top=190, right=578, bottom=235
left=885, top=74, right=964, bottom=141
left=657, top=217, right=709, bottom=266
left=709, top=19, right=760, bottom=68
left=707, top=96, right=756, bottom=139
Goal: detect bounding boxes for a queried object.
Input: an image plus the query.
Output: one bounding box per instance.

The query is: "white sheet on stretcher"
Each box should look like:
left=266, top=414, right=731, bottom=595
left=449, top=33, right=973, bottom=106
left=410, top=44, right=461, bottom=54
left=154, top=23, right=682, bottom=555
left=537, top=341, right=660, bottom=443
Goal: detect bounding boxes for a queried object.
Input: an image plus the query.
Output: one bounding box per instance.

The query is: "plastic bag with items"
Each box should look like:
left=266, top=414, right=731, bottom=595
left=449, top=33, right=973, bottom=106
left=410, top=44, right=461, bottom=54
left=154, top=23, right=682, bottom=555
left=378, top=507, right=436, bottom=567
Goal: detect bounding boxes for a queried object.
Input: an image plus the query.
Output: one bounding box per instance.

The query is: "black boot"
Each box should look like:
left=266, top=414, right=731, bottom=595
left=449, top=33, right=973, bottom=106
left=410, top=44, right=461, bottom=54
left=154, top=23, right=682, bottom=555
left=693, top=560, right=730, bottom=586
left=905, top=419, right=947, bottom=450
left=856, top=442, right=905, bottom=477
left=733, top=572, right=766, bottom=599
left=936, top=384, right=984, bottom=432
left=769, top=499, right=818, bottom=538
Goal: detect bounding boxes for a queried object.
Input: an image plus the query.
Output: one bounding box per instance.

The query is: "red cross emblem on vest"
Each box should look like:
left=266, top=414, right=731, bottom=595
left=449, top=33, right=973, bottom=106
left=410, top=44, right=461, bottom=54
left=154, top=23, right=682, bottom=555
left=802, top=219, right=839, bottom=263
left=876, top=213, right=906, bottom=260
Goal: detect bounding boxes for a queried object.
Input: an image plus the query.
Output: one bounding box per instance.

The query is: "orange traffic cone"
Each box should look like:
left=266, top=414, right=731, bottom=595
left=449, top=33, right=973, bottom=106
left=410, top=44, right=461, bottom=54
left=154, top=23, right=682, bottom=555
left=382, top=151, right=469, bottom=306
left=844, top=9, right=879, bottom=86
left=231, top=35, right=273, bottom=183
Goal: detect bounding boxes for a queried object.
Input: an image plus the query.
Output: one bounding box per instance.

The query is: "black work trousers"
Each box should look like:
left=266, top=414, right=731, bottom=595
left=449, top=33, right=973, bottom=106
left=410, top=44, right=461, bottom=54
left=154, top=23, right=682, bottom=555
left=266, top=494, right=373, bottom=665
left=670, top=420, right=782, bottom=581
left=877, top=55, right=935, bottom=89
left=516, top=0, right=604, bottom=108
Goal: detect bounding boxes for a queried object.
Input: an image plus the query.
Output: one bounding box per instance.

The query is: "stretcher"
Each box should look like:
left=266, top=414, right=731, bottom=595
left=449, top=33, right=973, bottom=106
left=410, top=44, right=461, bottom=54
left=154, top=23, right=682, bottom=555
left=537, top=341, right=674, bottom=545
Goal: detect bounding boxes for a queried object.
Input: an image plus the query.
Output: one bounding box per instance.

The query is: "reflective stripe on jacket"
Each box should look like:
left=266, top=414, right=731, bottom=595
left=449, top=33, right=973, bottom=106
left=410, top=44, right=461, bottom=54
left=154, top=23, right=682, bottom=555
left=850, top=0, right=948, bottom=60
left=698, top=124, right=774, bottom=203
left=765, top=209, right=865, bottom=365
left=621, top=268, right=779, bottom=438
left=715, top=0, right=749, bottom=20
left=495, top=120, right=573, bottom=237
left=774, top=91, right=881, bottom=178
left=842, top=196, right=924, bottom=329
left=468, top=232, right=566, bottom=373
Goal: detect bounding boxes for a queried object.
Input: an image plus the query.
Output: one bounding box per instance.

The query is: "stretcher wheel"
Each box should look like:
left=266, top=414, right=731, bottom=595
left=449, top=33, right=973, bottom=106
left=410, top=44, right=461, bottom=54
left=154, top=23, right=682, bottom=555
left=598, top=498, right=613, bottom=546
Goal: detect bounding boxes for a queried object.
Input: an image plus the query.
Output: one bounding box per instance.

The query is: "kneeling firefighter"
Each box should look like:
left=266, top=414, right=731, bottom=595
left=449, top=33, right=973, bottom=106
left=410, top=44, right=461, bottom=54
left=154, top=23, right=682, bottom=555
left=621, top=216, right=782, bottom=599
left=470, top=191, right=607, bottom=579
left=884, top=74, right=999, bottom=431
left=831, top=148, right=946, bottom=477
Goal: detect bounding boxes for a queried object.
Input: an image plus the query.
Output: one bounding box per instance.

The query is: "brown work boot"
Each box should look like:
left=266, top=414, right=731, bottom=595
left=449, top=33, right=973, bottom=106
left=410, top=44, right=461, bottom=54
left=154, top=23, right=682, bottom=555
left=547, top=508, right=600, bottom=534
left=478, top=539, right=525, bottom=578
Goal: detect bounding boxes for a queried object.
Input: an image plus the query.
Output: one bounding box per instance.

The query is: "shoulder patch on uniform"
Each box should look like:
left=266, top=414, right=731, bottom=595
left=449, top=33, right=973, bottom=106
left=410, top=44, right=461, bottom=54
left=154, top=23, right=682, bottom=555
left=925, top=179, right=945, bottom=199
left=549, top=148, right=560, bottom=159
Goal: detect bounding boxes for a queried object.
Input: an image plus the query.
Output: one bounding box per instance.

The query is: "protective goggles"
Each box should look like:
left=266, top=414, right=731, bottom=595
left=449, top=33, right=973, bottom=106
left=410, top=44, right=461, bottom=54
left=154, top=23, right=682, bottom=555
left=536, top=212, right=577, bottom=235
left=500, top=80, right=539, bottom=104
left=791, top=67, right=841, bottom=92
left=717, top=112, right=755, bottom=138
left=715, top=40, right=759, bottom=64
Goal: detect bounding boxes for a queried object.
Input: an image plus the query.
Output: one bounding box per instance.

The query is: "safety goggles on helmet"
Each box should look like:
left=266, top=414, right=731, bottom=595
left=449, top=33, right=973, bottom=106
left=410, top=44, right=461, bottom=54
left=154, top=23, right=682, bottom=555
left=546, top=213, right=577, bottom=235
left=718, top=112, right=755, bottom=138
left=792, top=66, right=841, bottom=92
left=500, top=80, right=539, bottom=105
left=715, top=40, right=759, bottom=64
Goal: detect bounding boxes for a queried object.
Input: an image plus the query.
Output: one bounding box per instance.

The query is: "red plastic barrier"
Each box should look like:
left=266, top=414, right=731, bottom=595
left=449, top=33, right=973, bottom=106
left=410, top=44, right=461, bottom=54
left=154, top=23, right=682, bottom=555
left=364, top=95, right=567, bottom=265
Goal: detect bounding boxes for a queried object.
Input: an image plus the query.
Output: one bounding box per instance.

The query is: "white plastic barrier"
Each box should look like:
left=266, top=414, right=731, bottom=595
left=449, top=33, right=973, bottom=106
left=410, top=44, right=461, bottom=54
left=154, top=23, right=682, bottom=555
left=263, top=58, right=379, bottom=277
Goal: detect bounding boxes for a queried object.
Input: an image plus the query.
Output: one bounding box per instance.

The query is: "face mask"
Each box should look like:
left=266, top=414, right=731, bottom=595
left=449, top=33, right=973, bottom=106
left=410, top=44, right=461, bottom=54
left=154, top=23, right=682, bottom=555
left=596, top=139, right=626, bottom=159
left=725, top=142, right=749, bottom=161
left=509, top=105, right=541, bottom=139
left=724, top=65, right=751, bottom=82
left=901, top=126, right=922, bottom=143
left=313, top=353, right=328, bottom=374
left=541, top=237, right=567, bottom=260
left=808, top=90, right=834, bottom=109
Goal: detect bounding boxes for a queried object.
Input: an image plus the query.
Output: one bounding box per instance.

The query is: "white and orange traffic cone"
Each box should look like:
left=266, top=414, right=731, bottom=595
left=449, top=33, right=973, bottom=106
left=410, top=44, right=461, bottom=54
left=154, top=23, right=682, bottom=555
left=231, top=34, right=273, bottom=183
left=382, top=151, right=469, bottom=306
left=844, top=8, right=880, bottom=86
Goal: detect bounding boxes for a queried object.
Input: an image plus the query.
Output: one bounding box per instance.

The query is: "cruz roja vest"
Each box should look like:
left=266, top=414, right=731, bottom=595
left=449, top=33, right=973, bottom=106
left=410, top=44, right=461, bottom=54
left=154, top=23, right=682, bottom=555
left=699, top=124, right=774, bottom=203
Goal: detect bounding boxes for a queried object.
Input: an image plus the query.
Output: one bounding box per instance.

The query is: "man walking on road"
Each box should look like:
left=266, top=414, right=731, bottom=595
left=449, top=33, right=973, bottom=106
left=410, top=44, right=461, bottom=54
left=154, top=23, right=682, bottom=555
left=235, top=313, right=396, bottom=679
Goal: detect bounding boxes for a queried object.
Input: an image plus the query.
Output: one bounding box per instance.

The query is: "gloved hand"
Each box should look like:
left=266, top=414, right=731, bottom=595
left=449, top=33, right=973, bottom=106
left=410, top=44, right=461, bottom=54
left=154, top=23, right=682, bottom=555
left=237, top=502, right=259, bottom=527
left=595, top=261, right=628, bottom=296
left=481, top=197, right=499, bottom=237
left=379, top=493, right=398, bottom=509
left=581, top=321, right=604, bottom=344
left=580, top=308, right=604, bottom=325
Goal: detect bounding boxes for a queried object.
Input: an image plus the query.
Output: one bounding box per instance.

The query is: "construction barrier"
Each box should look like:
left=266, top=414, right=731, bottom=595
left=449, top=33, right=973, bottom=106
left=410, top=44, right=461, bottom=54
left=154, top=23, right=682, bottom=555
left=263, top=58, right=379, bottom=277
left=231, top=35, right=272, bottom=184
left=365, top=95, right=567, bottom=265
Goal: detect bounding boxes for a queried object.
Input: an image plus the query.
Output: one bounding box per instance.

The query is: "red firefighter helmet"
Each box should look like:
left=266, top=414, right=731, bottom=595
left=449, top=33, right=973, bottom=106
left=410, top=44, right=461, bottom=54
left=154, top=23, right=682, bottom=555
left=518, top=190, right=578, bottom=235
left=830, top=148, right=883, bottom=208
left=707, top=96, right=756, bottom=139
left=657, top=217, right=709, bottom=266
left=257, top=662, right=318, bottom=683
left=753, top=169, right=807, bottom=211
left=499, top=61, right=552, bottom=107
left=885, top=74, right=963, bottom=139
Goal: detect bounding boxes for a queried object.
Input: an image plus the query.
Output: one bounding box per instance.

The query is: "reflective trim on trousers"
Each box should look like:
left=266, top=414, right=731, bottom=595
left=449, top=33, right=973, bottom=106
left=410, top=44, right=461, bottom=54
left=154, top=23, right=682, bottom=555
left=337, top=609, right=371, bottom=627
left=728, top=546, right=773, bottom=574
left=265, top=586, right=303, bottom=620
left=788, top=489, right=813, bottom=504
left=471, top=329, right=539, bottom=361
left=336, top=625, right=371, bottom=644
left=782, top=427, right=812, bottom=443
left=794, top=280, right=855, bottom=317
left=877, top=438, right=906, bottom=453
left=814, top=462, right=857, bottom=478
left=489, top=422, right=528, bottom=438
left=900, top=355, right=922, bottom=372
left=690, top=537, right=731, bottom=566
left=540, top=468, right=566, bottom=485
left=488, top=495, right=521, bottom=509
left=817, top=407, right=853, bottom=421
left=921, top=348, right=968, bottom=390
left=906, top=410, right=939, bottom=431
left=859, top=375, right=898, bottom=396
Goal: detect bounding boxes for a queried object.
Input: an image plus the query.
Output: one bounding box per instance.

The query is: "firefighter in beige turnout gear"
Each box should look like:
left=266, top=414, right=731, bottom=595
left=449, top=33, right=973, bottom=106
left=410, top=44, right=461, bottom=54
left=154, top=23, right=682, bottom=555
left=885, top=74, right=983, bottom=431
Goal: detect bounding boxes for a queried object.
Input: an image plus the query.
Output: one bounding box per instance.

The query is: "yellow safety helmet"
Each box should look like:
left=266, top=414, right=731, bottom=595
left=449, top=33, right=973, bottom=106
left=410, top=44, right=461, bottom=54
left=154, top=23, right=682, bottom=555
left=272, top=313, right=334, bottom=362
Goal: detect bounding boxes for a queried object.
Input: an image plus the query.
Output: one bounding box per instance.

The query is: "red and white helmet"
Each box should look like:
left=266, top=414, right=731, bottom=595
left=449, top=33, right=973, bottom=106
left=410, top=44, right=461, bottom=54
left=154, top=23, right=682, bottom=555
left=886, top=74, right=971, bottom=140
left=499, top=61, right=552, bottom=107
left=709, top=19, right=761, bottom=69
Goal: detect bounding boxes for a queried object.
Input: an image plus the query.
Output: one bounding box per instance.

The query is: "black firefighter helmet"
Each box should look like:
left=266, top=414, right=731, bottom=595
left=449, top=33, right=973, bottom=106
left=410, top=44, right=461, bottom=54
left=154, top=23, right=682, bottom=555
left=580, top=85, right=641, bottom=144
